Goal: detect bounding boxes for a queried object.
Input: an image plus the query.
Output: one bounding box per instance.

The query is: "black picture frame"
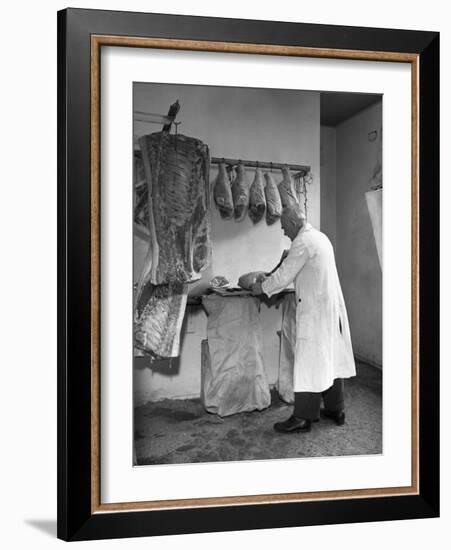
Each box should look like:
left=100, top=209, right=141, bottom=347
left=57, top=7, right=439, bottom=541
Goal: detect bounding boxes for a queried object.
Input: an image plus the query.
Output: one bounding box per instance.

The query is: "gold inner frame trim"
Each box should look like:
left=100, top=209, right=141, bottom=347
left=90, top=34, right=420, bottom=514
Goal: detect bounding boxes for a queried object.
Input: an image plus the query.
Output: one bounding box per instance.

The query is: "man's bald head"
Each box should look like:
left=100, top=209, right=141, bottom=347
left=280, top=204, right=306, bottom=241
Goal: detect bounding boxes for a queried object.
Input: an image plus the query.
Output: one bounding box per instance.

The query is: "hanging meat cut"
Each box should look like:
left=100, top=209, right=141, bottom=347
left=264, top=172, right=282, bottom=225
left=231, top=163, right=250, bottom=221
left=213, top=162, right=234, bottom=219
left=134, top=280, right=188, bottom=358
left=248, top=168, right=266, bottom=224
left=278, top=166, right=299, bottom=208
left=135, top=132, right=212, bottom=358
left=138, top=132, right=211, bottom=284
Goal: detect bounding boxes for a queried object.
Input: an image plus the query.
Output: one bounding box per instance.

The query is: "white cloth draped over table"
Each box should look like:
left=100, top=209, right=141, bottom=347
left=201, top=294, right=271, bottom=417
left=262, top=223, right=356, bottom=393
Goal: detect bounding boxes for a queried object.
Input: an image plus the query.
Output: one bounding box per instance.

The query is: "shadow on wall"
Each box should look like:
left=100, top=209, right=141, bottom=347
left=25, top=519, right=57, bottom=538
left=135, top=356, right=181, bottom=376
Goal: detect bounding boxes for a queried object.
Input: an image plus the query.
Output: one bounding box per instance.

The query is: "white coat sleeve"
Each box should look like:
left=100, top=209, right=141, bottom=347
left=262, top=240, right=309, bottom=298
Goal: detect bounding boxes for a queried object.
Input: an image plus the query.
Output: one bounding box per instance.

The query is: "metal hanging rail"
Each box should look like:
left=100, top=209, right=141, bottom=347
left=133, top=149, right=310, bottom=177
left=210, top=157, right=310, bottom=177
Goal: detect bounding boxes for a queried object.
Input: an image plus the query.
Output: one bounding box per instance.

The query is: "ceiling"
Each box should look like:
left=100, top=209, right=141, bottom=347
left=320, top=91, right=382, bottom=127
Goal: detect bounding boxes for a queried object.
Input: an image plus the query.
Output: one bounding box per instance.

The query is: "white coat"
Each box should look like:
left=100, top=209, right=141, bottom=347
left=262, top=223, right=356, bottom=392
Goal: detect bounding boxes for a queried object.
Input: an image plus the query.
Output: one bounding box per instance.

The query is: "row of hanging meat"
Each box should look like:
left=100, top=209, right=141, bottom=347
left=213, top=162, right=309, bottom=225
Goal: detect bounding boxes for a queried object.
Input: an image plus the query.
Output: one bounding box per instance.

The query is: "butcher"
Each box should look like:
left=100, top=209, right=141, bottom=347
left=251, top=204, right=356, bottom=433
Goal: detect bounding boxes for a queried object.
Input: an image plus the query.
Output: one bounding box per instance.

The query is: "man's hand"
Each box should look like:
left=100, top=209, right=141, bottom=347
left=251, top=281, right=263, bottom=296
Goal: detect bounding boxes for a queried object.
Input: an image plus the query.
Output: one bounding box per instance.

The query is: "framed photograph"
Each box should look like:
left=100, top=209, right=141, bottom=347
left=57, top=8, right=439, bottom=541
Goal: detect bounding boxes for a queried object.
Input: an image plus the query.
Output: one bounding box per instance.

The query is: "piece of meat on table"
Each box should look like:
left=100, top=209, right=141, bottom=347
left=138, top=132, right=212, bottom=285
left=231, top=162, right=250, bottom=221
left=278, top=165, right=299, bottom=208
left=209, top=275, right=230, bottom=289
left=248, top=168, right=266, bottom=224
left=238, top=271, right=267, bottom=290
left=264, top=172, right=282, bottom=225
left=213, top=162, right=234, bottom=219
left=134, top=280, right=188, bottom=358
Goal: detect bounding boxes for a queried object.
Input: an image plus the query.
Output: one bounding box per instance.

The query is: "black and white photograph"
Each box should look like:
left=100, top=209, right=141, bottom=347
left=0, top=0, right=445, bottom=546
left=132, top=82, right=383, bottom=466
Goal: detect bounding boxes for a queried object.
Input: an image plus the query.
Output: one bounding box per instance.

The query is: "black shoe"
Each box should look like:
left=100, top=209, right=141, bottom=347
left=320, top=408, right=345, bottom=426
left=274, top=415, right=311, bottom=433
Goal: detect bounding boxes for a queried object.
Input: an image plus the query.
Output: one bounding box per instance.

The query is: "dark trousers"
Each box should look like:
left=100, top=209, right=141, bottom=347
left=294, top=378, right=344, bottom=420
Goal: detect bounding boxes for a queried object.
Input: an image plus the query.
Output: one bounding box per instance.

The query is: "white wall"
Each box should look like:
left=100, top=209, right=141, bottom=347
left=335, top=102, right=383, bottom=367
left=133, top=84, right=320, bottom=403
left=320, top=126, right=337, bottom=249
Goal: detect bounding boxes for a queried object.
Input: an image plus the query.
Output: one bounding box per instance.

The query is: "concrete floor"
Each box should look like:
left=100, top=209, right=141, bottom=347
left=134, top=361, right=382, bottom=465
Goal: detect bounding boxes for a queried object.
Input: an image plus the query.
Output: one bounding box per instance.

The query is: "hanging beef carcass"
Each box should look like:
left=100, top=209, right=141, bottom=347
left=278, top=165, right=299, bottom=208
left=264, top=172, right=282, bottom=225
left=231, top=163, right=250, bottom=221
left=248, top=168, right=266, bottom=224
left=135, top=132, right=211, bottom=358
left=138, top=132, right=211, bottom=284
left=213, top=162, right=234, bottom=219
